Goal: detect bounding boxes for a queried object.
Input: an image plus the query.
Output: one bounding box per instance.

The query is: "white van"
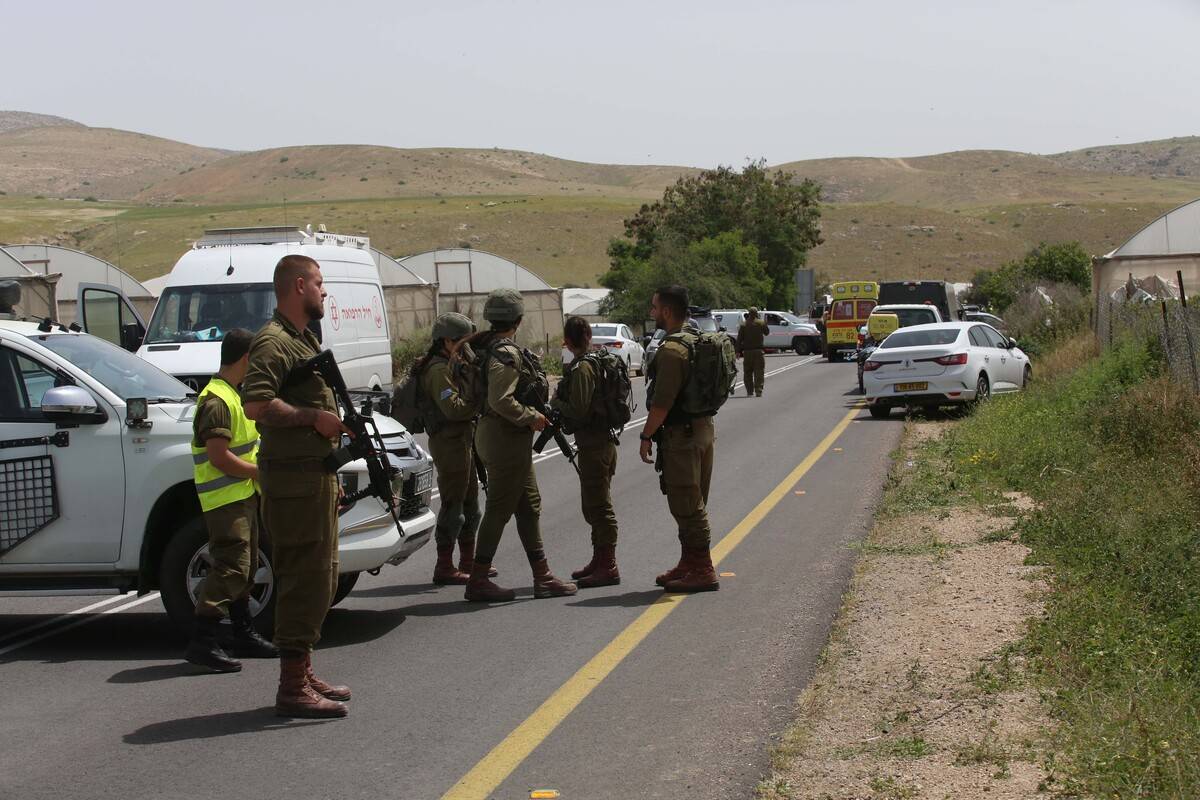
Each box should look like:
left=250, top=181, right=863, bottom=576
left=139, top=227, right=392, bottom=392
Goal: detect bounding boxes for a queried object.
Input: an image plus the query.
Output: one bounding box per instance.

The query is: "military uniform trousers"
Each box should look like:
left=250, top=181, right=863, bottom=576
left=196, top=494, right=260, bottom=618
left=259, top=458, right=339, bottom=653
left=576, top=429, right=618, bottom=548
left=743, top=349, right=766, bottom=396
left=474, top=416, right=545, bottom=564
left=428, top=426, right=482, bottom=549
left=660, top=416, right=715, bottom=549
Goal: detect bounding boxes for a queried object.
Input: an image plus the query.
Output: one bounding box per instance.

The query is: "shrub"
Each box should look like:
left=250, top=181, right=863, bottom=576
left=391, top=327, right=432, bottom=379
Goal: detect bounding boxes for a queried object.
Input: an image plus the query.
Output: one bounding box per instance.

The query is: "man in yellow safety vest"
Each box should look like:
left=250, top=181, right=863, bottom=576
left=184, top=328, right=279, bottom=672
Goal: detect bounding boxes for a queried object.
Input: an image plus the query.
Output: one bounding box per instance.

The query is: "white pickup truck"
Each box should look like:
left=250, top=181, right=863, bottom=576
left=0, top=317, right=435, bottom=629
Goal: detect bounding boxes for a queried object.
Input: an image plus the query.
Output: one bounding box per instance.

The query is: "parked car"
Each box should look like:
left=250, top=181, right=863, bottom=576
left=0, top=317, right=435, bottom=630
left=562, top=322, right=645, bottom=374
left=862, top=322, right=1031, bottom=418
left=855, top=304, right=944, bottom=393
left=761, top=310, right=822, bottom=355
left=963, top=311, right=1007, bottom=331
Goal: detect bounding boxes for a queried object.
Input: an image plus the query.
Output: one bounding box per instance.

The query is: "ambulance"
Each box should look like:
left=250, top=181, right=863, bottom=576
left=821, top=281, right=878, bottom=361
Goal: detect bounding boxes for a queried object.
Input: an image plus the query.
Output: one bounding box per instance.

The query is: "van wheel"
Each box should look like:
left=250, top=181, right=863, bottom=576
left=332, top=572, right=361, bottom=607
left=792, top=337, right=812, bottom=356
left=159, top=515, right=277, bottom=636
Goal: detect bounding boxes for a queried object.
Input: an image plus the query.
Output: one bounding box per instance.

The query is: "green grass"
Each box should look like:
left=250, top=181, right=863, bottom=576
left=939, top=334, right=1200, bottom=797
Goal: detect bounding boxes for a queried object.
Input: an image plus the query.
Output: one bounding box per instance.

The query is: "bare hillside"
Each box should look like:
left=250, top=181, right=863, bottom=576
left=0, top=110, right=83, bottom=134
left=0, top=126, right=231, bottom=199
left=133, top=145, right=696, bottom=203
left=1048, top=136, right=1200, bottom=179
left=779, top=149, right=1200, bottom=209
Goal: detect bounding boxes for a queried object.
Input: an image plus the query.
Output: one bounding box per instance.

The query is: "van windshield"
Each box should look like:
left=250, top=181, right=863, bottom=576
left=145, top=284, right=276, bottom=344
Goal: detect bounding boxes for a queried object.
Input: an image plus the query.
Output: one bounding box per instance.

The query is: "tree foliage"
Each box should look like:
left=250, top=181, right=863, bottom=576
left=964, top=241, right=1092, bottom=312
left=600, top=161, right=823, bottom=322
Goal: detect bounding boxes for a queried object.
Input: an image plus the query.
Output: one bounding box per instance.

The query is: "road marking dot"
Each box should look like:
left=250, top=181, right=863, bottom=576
left=719, top=572, right=736, bottom=577
left=833, top=447, right=844, bottom=452
left=794, top=490, right=806, bottom=495
left=530, top=792, right=560, bottom=799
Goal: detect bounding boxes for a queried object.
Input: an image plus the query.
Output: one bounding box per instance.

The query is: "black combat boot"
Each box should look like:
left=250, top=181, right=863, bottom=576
left=228, top=598, right=279, bottom=659
left=184, top=615, right=242, bottom=673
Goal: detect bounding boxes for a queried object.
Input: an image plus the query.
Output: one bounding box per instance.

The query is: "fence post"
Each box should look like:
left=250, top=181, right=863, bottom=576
left=1179, top=270, right=1188, bottom=309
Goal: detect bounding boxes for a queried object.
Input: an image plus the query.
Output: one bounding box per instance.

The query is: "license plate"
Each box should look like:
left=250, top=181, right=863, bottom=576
left=894, top=382, right=928, bottom=392
left=414, top=468, right=434, bottom=494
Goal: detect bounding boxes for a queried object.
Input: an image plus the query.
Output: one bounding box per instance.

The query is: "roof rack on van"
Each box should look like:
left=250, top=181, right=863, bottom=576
left=195, top=226, right=370, bottom=250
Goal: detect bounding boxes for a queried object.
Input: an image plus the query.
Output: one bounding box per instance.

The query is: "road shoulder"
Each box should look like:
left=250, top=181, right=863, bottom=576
left=758, top=417, right=1056, bottom=799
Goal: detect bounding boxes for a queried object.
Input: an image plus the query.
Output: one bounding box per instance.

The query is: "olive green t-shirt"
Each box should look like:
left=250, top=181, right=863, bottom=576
left=192, top=393, right=232, bottom=448
left=241, top=310, right=337, bottom=460
left=649, top=339, right=690, bottom=412
left=421, top=356, right=477, bottom=433
left=552, top=357, right=596, bottom=424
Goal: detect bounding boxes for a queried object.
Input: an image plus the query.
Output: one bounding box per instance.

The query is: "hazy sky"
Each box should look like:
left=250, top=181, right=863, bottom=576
left=3, top=0, right=1198, bottom=167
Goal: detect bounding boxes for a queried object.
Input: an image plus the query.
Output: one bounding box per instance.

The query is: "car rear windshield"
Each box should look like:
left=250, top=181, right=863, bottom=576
left=692, top=317, right=718, bottom=332
left=880, top=328, right=961, bottom=348
left=145, top=284, right=277, bottom=344
left=591, top=325, right=618, bottom=337
left=877, top=308, right=939, bottom=327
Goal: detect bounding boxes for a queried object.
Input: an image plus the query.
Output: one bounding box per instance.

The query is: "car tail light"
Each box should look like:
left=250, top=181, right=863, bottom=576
left=863, top=360, right=883, bottom=372
left=934, top=353, right=968, bottom=366
left=609, top=341, right=623, bottom=348
left=857, top=332, right=865, bottom=347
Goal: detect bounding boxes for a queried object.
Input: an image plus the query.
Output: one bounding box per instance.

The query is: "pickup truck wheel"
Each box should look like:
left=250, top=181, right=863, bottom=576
left=792, top=337, right=812, bottom=356
left=331, top=572, right=361, bottom=607
left=159, top=516, right=277, bottom=636
left=868, top=403, right=891, bottom=419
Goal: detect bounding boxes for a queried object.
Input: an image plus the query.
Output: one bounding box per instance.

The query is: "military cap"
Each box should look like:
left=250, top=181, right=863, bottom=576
left=483, top=288, right=525, bottom=322
left=432, top=311, right=475, bottom=341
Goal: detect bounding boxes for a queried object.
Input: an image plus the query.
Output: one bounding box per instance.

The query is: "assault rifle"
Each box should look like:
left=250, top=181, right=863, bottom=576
left=300, top=349, right=402, bottom=528
left=522, top=388, right=581, bottom=475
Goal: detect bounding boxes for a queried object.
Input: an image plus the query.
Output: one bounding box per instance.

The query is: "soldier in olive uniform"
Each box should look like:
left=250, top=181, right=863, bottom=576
left=552, top=316, right=620, bottom=588
left=464, top=288, right=577, bottom=602
left=184, top=328, right=279, bottom=673
left=737, top=307, right=769, bottom=398
left=243, top=254, right=353, bottom=719
left=417, top=312, right=488, bottom=585
left=639, top=285, right=720, bottom=592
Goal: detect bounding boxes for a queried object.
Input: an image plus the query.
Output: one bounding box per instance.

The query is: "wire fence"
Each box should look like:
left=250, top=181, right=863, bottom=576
left=1097, top=297, right=1200, bottom=392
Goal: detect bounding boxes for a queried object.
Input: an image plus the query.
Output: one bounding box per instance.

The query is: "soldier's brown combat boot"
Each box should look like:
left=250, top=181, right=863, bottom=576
left=432, top=543, right=470, bottom=585
left=531, top=558, right=578, bottom=599
left=305, top=653, right=351, bottom=701
left=571, top=549, right=599, bottom=580
left=577, top=545, right=620, bottom=589
left=465, top=560, right=517, bottom=602
left=662, top=546, right=720, bottom=593
left=655, top=544, right=688, bottom=587
left=275, top=652, right=347, bottom=719
left=458, top=538, right=497, bottom=578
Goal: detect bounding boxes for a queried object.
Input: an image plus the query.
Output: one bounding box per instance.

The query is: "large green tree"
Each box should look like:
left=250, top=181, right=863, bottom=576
left=600, top=161, right=823, bottom=320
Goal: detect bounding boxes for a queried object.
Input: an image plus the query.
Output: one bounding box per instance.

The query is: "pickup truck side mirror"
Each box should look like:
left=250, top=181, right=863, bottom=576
left=120, top=321, right=145, bottom=352
left=40, top=385, right=108, bottom=425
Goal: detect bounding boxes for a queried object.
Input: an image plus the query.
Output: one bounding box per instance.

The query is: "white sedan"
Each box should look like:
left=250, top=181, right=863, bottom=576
left=562, top=323, right=645, bottom=374
left=862, top=322, right=1031, bottom=418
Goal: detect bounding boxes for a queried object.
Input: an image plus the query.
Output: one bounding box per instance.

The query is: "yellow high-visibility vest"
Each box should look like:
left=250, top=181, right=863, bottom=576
left=191, top=378, right=259, bottom=512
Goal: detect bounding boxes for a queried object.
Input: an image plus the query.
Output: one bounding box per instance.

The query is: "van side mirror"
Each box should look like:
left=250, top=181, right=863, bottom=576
left=40, top=385, right=107, bottom=424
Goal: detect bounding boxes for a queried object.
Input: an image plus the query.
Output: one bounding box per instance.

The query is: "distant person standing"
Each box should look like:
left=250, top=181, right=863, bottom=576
left=640, top=285, right=720, bottom=593
left=243, top=254, right=353, bottom=719
left=737, top=307, right=768, bottom=398
left=552, top=316, right=629, bottom=588
left=184, top=328, right=278, bottom=673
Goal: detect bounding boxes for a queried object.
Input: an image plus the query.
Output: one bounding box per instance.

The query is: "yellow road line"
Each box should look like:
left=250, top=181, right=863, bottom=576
left=440, top=404, right=864, bottom=800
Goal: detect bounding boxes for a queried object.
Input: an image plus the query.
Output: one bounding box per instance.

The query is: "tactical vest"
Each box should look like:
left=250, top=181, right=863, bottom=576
left=191, top=378, right=259, bottom=512
left=484, top=337, right=549, bottom=412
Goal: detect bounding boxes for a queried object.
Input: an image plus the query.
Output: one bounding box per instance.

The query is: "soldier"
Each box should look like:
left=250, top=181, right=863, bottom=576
left=552, top=316, right=620, bottom=588
left=243, top=254, right=353, bottom=719
left=464, top=288, right=577, bottom=602
left=737, top=306, right=769, bottom=398
left=417, top=312, right=488, bottom=585
left=639, top=285, right=720, bottom=593
left=184, top=328, right=279, bottom=673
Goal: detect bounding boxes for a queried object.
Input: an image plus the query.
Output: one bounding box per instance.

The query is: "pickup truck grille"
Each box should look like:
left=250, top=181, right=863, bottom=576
left=398, top=468, right=434, bottom=519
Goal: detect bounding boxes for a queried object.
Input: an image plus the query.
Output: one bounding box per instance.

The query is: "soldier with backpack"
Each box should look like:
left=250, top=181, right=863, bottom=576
left=639, top=285, right=736, bottom=593
left=392, top=312, right=491, bottom=585
left=552, top=316, right=633, bottom=588
left=461, top=288, right=577, bottom=602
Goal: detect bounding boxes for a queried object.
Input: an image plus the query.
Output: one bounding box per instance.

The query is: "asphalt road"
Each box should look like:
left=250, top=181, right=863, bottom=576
left=0, top=353, right=904, bottom=800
